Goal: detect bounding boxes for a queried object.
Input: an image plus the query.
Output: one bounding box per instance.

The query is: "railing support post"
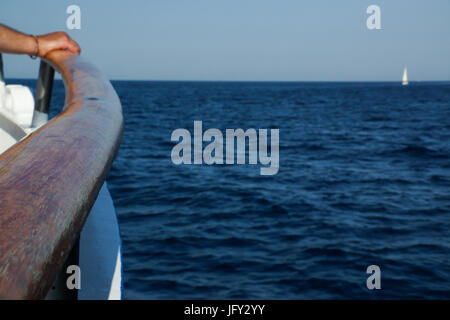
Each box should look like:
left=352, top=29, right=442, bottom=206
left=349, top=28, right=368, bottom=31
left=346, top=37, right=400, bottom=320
left=0, top=54, right=4, bottom=83
left=32, top=60, right=55, bottom=127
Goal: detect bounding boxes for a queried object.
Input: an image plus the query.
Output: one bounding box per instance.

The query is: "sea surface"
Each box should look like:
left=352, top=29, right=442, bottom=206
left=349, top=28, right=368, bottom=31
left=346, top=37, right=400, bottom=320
left=15, top=79, right=450, bottom=299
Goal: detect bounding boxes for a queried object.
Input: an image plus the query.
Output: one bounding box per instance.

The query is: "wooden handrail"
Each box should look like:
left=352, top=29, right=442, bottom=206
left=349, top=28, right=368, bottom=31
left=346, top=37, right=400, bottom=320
left=0, top=50, right=123, bottom=299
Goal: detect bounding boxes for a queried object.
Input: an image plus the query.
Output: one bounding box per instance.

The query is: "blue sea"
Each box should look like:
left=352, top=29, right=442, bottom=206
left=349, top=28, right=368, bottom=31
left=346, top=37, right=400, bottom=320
left=16, top=79, right=450, bottom=299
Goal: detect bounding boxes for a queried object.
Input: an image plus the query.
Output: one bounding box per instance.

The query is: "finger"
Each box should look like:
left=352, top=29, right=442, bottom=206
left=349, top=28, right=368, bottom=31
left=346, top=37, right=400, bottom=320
left=71, top=39, right=81, bottom=54
left=66, top=39, right=81, bottom=55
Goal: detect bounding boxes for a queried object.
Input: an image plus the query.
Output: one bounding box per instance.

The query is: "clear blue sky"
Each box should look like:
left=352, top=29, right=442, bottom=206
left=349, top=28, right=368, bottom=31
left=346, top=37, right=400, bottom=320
left=1, top=0, right=449, bottom=81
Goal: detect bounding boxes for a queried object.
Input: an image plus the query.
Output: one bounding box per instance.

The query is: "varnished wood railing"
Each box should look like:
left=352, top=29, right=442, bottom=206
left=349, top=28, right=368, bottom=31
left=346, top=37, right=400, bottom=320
left=0, top=50, right=123, bottom=299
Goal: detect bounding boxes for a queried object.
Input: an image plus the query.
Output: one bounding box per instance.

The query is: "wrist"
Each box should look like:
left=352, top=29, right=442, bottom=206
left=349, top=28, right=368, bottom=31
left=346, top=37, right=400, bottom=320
left=25, top=35, right=35, bottom=55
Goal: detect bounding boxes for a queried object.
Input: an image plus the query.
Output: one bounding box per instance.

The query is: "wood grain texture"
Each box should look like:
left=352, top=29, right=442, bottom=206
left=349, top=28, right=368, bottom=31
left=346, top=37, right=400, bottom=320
left=0, top=50, right=123, bottom=299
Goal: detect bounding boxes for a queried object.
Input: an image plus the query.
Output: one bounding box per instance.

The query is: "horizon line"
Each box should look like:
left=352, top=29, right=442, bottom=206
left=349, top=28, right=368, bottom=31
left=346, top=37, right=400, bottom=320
left=5, top=78, right=450, bottom=83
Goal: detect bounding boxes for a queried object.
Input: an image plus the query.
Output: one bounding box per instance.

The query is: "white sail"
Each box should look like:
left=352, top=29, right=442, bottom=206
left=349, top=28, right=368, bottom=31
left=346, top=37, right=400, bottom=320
left=402, top=67, right=408, bottom=85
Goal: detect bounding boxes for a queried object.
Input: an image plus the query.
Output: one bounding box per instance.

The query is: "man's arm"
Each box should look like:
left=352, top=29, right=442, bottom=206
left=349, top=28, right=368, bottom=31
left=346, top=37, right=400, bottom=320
left=0, top=24, right=80, bottom=57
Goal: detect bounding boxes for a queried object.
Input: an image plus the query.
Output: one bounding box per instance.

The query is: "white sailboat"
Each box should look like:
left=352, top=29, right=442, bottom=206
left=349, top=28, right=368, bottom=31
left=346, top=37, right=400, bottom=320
left=402, top=67, right=408, bottom=85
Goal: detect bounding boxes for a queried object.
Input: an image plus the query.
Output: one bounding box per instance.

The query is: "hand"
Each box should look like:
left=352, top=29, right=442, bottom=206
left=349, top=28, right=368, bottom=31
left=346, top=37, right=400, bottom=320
left=36, top=32, right=81, bottom=57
